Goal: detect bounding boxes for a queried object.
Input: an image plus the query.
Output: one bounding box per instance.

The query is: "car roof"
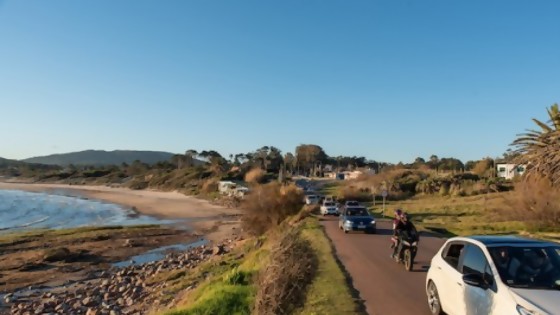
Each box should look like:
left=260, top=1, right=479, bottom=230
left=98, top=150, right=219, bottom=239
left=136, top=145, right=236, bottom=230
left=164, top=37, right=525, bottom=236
left=450, top=235, right=555, bottom=247
left=345, top=206, right=367, bottom=210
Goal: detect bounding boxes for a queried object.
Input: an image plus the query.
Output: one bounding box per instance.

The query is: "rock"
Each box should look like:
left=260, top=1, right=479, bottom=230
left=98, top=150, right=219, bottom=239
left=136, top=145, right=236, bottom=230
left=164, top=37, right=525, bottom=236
left=55, top=303, right=69, bottom=312
left=18, top=262, right=47, bottom=272
left=118, top=286, right=126, bottom=293
left=103, top=292, right=112, bottom=301
left=43, top=247, right=71, bottom=262
left=124, top=239, right=139, bottom=247
left=102, top=279, right=110, bottom=287
left=86, top=308, right=98, bottom=315
left=117, top=298, right=124, bottom=305
left=126, top=298, right=134, bottom=306
left=83, top=296, right=96, bottom=307
left=109, top=311, right=120, bottom=315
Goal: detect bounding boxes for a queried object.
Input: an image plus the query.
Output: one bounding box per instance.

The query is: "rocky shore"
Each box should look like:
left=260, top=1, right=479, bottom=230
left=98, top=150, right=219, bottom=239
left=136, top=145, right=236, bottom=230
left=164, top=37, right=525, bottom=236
left=1, top=239, right=237, bottom=315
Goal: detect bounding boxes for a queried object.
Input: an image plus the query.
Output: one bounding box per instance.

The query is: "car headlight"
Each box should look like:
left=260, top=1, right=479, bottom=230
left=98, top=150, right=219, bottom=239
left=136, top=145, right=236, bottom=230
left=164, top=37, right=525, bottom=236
left=345, top=220, right=353, bottom=225
left=371, top=220, right=376, bottom=225
left=517, top=305, right=534, bottom=315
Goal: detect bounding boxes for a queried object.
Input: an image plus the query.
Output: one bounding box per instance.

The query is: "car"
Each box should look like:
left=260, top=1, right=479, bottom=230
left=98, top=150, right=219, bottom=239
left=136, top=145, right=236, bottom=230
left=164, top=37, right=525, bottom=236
left=304, top=195, right=320, bottom=205
left=338, top=206, right=376, bottom=234
left=320, top=201, right=339, bottom=216
left=344, top=200, right=360, bottom=207
left=324, top=195, right=335, bottom=203
left=426, top=235, right=560, bottom=315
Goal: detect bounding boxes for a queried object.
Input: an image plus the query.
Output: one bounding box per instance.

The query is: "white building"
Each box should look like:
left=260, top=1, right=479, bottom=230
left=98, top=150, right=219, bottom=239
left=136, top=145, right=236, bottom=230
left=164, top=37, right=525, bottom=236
left=496, top=164, right=526, bottom=180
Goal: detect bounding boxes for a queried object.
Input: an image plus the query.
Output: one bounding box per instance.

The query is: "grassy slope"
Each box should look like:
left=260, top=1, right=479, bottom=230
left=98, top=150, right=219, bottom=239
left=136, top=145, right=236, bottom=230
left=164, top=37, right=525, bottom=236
left=327, top=180, right=558, bottom=239
left=0, top=225, right=160, bottom=244
left=293, top=218, right=358, bottom=315
left=162, top=217, right=359, bottom=315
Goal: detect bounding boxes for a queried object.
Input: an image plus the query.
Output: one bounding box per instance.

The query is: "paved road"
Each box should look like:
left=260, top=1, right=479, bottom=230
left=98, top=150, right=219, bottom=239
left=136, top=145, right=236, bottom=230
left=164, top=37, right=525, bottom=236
left=322, top=218, right=446, bottom=315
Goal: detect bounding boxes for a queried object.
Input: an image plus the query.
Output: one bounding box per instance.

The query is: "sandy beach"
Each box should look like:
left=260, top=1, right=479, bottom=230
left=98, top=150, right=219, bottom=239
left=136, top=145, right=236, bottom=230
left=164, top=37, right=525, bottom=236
left=0, top=182, right=242, bottom=242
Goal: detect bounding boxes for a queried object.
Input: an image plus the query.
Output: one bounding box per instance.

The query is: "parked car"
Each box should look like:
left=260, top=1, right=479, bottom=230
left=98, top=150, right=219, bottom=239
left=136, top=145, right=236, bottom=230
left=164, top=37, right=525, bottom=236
left=426, top=236, right=560, bottom=315
left=320, top=201, right=339, bottom=216
left=304, top=195, right=320, bottom=205
left=324, top=195, right=335, bottom=203
left=338, top=206, right=376, bottom=234
left=344, top=200, right=360, bottom=207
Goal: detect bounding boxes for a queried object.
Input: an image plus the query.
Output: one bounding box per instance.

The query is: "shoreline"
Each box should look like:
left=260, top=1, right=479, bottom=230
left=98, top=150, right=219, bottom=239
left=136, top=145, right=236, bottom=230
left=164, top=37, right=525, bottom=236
left=0, top=182, right=242, bottom=243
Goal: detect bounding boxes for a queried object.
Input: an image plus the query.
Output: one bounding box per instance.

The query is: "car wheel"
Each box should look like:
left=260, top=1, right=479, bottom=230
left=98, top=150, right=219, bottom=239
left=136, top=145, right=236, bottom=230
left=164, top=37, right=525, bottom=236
left=427, top=281, right=443, bottom=315
left=344, top=229, right=348, bottom=234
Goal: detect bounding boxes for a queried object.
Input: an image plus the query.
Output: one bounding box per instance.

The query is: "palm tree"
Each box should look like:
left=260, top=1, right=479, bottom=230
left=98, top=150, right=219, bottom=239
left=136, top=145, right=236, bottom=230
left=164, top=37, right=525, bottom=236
left=511, top=104, right=560, bottom=185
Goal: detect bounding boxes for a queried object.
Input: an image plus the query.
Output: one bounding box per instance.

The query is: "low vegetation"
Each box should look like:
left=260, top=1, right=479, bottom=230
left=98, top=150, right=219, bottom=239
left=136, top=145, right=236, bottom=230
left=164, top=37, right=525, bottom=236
left=163, top=216, right=358, bottom=315
left=241, top=182, right=304, bottom=236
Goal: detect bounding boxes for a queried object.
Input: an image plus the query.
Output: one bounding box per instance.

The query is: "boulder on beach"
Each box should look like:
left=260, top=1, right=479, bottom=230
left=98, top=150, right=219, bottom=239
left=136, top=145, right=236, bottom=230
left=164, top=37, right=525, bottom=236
left=43, top=247, right=72, bottom=262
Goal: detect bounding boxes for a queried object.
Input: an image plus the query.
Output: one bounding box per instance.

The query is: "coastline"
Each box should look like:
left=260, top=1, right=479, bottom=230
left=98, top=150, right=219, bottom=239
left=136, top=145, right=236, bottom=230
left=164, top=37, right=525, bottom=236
left=0, top=182, right=242, bottom=243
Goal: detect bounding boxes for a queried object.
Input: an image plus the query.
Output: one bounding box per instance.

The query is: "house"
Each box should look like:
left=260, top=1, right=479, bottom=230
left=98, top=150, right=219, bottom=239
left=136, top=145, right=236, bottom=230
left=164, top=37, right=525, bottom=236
left=496, top=164, right=526, bottom=180
left=218, top=181, right=249, bottom=198
left=218, top=181, right=237, bottom=194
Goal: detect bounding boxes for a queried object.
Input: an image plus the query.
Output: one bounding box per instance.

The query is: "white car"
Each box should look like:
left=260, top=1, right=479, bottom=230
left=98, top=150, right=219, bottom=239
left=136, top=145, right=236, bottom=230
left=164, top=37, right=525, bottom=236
left=426, top=236, right=560, bottom=315
left=304, top=195, right=320, bottom=205
left=320, top=202, right=339, bottom=216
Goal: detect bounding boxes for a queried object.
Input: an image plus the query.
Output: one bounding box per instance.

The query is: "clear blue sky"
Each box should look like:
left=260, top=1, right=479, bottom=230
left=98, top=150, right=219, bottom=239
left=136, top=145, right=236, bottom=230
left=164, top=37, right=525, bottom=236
left=1, top=0, right=558, bottom=163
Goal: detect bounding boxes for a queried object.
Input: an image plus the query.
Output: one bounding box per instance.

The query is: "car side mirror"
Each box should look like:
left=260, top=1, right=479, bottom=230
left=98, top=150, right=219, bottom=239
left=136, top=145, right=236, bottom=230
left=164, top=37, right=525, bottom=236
left=463, top=273, right=487, bottom=289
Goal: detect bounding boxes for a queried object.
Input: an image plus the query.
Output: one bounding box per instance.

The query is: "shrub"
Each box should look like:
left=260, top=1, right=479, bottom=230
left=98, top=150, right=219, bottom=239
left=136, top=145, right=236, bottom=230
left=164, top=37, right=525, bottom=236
left=253, top=228, right=317, bottom=315
left=201, top=178, right=219, bottom=194
left=241, top=183, right=304, bottom=236
left=244, top=168, right=266, bottom=184
left=499, top=178, right=560, bottom=231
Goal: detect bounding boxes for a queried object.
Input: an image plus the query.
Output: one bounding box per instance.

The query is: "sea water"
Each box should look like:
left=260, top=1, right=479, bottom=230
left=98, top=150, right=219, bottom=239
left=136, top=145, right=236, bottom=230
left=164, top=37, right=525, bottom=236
left=0, top=189, right=176, bottom=233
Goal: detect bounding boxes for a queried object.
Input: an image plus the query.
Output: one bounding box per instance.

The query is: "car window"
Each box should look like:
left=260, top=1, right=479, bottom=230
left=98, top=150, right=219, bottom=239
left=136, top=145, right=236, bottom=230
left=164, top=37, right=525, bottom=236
left=324, top=202, right=335, bottom=207
left=462, top=244, right=490, bottom=276
left=346, top=208, right=368, bottom=216
left=442, top=242, right=465, bottom=270
left=488, top=246, right=560, bottom=289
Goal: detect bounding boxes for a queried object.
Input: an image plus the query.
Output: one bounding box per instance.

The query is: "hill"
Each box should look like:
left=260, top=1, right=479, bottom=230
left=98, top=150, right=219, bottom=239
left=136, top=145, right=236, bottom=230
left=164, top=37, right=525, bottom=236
left=22, top=150, right=176, bottom=166
left=0, top=157, right=19, bottom=166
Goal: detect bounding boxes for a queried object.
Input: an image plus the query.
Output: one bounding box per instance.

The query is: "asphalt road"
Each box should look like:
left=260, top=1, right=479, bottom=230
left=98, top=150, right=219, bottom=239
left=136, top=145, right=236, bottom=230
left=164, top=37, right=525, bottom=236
left=322, top=218, right=447, bottom=315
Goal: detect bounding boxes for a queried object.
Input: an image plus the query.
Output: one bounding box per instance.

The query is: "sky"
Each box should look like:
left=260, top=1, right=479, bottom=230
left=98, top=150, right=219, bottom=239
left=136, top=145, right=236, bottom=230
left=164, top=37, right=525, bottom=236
left=0, top=0, right=559, bottom=163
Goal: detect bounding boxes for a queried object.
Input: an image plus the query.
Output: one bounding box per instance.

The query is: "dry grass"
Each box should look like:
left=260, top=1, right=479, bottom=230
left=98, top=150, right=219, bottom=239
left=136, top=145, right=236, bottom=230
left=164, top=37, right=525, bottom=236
left=253, top=227, right=317, bottom=315
left=241, top=183, right=304, bottom=236
left=499, top=178, right=560, bottom=231
left=381, top=192, right=523, bottom=236
left=201, top=178, right=219, bottom=194
left=244, top=168, right=266, bottom=184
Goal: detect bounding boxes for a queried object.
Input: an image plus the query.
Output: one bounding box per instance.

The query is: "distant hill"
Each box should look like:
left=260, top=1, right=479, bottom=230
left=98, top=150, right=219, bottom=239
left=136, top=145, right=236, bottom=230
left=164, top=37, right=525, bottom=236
left=22, top=150, right=176, bottom=166
left=0, top=157, right=21, bottom=167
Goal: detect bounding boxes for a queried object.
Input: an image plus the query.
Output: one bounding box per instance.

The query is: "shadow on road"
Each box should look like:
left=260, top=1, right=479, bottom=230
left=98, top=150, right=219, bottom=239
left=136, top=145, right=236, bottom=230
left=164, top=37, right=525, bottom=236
left=320, top=225, right=368, bottom=315
left=374, top=228, right=393, bottom=236
left=410, top=265, right=430, bottom=273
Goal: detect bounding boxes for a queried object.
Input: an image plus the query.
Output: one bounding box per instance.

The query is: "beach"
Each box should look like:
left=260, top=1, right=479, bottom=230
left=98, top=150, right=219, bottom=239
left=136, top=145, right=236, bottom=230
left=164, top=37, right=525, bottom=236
left=0, top=182, right=242, bottom=242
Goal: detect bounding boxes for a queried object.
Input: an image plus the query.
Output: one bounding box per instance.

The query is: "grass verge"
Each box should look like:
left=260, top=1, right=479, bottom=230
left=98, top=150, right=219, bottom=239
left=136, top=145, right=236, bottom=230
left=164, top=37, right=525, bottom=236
left=161, top=217, right=360, bottom=315
left=293, top=218, right=360, bottom=315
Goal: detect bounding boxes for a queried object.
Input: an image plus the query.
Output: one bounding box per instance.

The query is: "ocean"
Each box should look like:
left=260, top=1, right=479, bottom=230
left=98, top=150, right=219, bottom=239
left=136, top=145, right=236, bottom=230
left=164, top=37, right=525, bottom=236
left=0, top=189, right=174, bottom=233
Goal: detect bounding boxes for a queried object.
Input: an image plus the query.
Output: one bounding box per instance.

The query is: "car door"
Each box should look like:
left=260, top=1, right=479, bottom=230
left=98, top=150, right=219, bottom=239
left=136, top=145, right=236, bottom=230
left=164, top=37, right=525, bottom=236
left=437, top=241, right=467, bottom=315
left=461, top=244, right=497, bottom=315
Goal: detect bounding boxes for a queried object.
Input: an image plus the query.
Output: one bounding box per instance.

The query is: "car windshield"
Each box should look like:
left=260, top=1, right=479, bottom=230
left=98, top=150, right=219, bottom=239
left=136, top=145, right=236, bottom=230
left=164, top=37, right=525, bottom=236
left=346, top=208, right=368, bottom=216
left=488, top=246, right=560, bottom=290
left=346, top=201, right=359, bottom=206
left=324, top=202, right=335, bottom=207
